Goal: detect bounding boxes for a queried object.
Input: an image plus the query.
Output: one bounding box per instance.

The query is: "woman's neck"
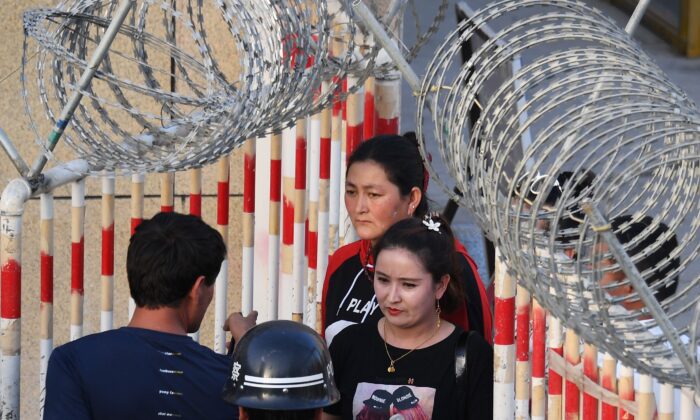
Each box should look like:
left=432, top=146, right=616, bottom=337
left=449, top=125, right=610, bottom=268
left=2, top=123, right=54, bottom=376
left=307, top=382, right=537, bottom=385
left=381, top=316, right=441, bottom=349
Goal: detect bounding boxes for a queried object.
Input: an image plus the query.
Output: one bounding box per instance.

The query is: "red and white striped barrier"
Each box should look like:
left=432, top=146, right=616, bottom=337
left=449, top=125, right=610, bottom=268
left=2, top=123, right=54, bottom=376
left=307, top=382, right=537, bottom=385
left=70, top=180, right=86, bottom=341
left=494, top=249, right=515, bottom=419
left=101, top=175, right=115, bottom=332
left=40, top=193, right=54, bottom=401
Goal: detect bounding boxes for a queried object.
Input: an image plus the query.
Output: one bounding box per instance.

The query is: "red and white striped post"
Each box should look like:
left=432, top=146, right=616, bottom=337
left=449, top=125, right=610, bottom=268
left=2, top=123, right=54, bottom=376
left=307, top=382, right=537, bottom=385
left=565, top=329, right=581, bottom=420
left=0, top=184, right=25, bottom=418
left=638, top=375, right=655, bottom=420
left=515, top=284, right=530, bottom=420
left=292, top=119, right=307, bottom=323
left=494, top=249, right=515, bottom=419
left=548, top=317, right=564, bottom=420
left=101, top=174, right=115, bottom=331
left=342, top=76, right=363, bottom=245
left=307, top=108, right=322, bottom=327
left=338, top=78, right=350, bottom=247
left=680, top=387, right=694, bottom=420
left=531, top=299, right=546, bottom=420
left=242, top=141, right=255, bottom=316
left=215, top=157, right=230, bottom=353
left=129, top=173, right=145, bottom=319
left=189, top=168, right=202, bottom=217
left=364, top=75, right=375, bottom=140
left=268, top=133, right=282, bottom=320
left=328, top=79, right=343, bottom=254
left=374, top=71, right=401, bottom=136
left=316, top=81, right=332, bottom=332
left=582, top=344, right=599, bottom=420
left=618, top=365, right=635, bottom=420
left=39, top=193, right=54, bottom=398
left=658, top=383, right=673, bottom=420
left=70, top=179, right=86, bottom=341
left=281, top=126, right=296, bottom=320
left=601, top=353, right=618, bottom=420
left=160, top=172, right=175, bottom=213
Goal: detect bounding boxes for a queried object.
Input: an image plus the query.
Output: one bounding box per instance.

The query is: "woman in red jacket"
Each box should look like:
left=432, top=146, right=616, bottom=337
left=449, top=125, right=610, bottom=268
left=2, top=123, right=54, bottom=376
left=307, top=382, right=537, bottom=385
left=321, top=133, right=492, bottom=346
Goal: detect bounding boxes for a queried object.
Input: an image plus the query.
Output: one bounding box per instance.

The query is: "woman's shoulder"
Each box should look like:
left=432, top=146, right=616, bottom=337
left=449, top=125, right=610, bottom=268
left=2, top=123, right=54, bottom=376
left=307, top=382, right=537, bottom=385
left=332, top=320, right=377, bottom=345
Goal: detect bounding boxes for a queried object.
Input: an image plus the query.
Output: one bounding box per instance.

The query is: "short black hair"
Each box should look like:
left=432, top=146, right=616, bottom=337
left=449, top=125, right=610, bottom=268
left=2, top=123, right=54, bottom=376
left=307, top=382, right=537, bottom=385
left=610, top=215, right=679, bottom=303
left=242, top=408, right=318, bottom=420
left=127, top=212, right=226, bottom=308
left=347, top=132, right=430, bottom=217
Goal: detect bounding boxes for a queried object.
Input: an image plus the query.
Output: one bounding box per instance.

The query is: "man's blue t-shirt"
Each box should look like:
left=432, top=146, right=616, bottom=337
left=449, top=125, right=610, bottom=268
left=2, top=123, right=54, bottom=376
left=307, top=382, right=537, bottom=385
left=44, top=327, right=238, bottom=419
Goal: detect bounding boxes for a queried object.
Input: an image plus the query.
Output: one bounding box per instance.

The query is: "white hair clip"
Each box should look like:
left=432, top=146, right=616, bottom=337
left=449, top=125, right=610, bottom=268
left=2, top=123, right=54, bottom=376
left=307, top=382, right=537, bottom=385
left=422, top=218, right=441, bottom=233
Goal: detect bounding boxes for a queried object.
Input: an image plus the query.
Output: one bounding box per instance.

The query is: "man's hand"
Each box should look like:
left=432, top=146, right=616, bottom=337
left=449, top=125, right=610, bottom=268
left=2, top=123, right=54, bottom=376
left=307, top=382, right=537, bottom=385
left=224, top=310, right=258, bottom=343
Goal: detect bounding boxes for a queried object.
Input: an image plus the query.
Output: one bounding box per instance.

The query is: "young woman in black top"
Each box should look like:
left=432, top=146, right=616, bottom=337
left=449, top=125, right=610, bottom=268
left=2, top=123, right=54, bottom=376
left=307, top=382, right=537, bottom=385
left=323, top=215, right=493, bottom=420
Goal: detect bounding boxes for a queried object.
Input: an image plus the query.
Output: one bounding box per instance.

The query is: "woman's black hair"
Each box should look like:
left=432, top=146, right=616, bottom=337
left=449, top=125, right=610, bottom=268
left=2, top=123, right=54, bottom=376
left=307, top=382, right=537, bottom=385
left=346, top=132, right=429, bottom=217
left=610, top=215, right=680, bottom=303
left=373, top=215, right=464, bottom=312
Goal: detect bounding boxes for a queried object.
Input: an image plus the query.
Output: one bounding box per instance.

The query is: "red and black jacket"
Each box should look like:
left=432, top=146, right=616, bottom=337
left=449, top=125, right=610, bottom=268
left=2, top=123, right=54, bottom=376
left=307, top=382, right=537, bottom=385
left=321, top=239, right=493, bottom=345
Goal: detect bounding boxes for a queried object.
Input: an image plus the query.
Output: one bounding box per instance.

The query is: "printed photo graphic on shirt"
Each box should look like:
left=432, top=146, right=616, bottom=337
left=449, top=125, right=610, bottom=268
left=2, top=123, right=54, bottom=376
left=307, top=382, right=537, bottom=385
left=353, top=383, right=435, bottom=420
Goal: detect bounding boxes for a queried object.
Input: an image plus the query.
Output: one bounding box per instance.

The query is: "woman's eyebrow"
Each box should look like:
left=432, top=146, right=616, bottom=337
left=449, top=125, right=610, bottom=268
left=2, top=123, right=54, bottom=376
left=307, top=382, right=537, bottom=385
left=374, top=270, right=422, bottom=282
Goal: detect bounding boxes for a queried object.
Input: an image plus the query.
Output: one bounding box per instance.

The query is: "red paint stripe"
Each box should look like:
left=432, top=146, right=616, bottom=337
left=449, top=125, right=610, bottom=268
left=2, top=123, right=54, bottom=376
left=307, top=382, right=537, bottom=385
left=161, top=205, right=175, bottom=213
left=190, top=194, right=202, bottom=217
left=217, top=181, right=229, bottom=226
left=295, top=136, right=307, bottom=190
left=342, top=79, right=347, bottom=120
left=364, top=91, right=375, bottom=140
left=308, top=230, right=317, bottom=269
left=494, top=296, right=515, bottom=345
left=516, top=301, right=530, bottom=361
left=532, top=307, right=546, bottom=377
left=243, top=153, right=256, bottom=213
left=346, top=124, right=363, bottom=159
left=101, top=224, right=114, bottom=276
left=549, top=347, right=564, bottom=395
left=319, top=136, right=331, bottom=179
left=1, top=259, right=21, bottom=318
left=376, top=117, right=399, bottom=135
left=583, top=363, right=599, bottom=420
left=565, top=378, right=580, bottom=419
left=130, top=218, right=142, bottom=236
left=282, top=197, right=294, bottom=245
left=71, top=239, right=84, bottom=294
left=270, top=159, right=282, bottom=202
left=601, top=369, right=616, bottom=420
left=619, top=387, right=635, bottom=420
left=41, top=253, right=53, bottom=303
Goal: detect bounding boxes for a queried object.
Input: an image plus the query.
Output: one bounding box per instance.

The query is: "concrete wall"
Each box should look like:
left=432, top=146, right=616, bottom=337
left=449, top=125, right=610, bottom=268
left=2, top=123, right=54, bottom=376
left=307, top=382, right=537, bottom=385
left=0, top=2, right=245, bottom=417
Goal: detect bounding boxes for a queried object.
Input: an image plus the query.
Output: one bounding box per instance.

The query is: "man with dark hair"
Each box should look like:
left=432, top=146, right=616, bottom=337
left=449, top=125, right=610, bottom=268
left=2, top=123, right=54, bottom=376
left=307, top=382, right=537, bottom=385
left=598, top=215, right=680, bottom=311
left=45, top=212, right=255, bottom=420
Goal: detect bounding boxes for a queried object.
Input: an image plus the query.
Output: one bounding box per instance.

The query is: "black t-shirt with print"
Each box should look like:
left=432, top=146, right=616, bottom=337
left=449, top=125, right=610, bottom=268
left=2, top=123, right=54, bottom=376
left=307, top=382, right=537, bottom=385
left=325, top=322, right=493, bottom=420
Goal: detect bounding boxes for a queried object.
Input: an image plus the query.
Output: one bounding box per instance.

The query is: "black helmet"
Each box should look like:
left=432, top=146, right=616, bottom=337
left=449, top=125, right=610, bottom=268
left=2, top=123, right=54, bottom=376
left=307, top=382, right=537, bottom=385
left=222, top=320, right=340, bottom=411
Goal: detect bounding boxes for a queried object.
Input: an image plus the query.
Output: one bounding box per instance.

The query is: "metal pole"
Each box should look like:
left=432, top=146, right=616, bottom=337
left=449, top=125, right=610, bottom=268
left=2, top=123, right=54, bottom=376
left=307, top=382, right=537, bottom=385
left=625, top=0, right=653, bottom=35
left=26, top=0, right=134, bottom=180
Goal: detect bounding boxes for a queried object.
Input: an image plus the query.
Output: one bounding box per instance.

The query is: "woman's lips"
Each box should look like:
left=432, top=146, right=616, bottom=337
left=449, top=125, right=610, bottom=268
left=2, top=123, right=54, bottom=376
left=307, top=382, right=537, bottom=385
left=387, top=307, right=402, bottom=316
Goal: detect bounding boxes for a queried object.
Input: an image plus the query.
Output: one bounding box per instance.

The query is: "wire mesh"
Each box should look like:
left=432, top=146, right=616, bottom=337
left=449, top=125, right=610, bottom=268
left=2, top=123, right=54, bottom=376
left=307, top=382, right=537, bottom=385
left=417, top=0, right=700, bottom=388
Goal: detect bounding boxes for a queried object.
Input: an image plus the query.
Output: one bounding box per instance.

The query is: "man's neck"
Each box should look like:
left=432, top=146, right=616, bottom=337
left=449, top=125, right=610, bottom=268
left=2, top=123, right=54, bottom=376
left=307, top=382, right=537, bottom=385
left=128, top=306, right=189, bottom=335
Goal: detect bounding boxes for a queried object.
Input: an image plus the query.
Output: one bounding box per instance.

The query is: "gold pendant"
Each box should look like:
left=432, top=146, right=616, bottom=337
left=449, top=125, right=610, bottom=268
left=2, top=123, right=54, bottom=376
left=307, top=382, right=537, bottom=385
left=387, top=364, right=395, bottom=373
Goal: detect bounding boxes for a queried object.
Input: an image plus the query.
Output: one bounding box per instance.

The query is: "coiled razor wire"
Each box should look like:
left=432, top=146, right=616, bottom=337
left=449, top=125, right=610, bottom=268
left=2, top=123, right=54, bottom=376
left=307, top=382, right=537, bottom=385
left=417, top=0, right=700, bottom=388
left=18, top=0, right=447, bottom=174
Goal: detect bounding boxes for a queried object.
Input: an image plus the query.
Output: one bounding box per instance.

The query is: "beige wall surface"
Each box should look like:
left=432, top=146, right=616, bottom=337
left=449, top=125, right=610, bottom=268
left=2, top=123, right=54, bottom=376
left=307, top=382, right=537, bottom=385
left=0, top=2, right=246, bottom=418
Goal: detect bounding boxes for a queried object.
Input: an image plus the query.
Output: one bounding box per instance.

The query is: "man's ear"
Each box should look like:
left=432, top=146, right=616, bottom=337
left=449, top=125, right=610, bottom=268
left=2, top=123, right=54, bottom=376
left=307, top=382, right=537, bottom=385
left=188, top=275, right=207, bottom=299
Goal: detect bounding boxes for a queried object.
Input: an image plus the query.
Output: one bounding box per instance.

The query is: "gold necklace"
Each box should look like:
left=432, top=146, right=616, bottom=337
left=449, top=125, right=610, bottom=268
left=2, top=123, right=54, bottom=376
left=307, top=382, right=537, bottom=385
left=383, top=317, right=441, bottom=373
